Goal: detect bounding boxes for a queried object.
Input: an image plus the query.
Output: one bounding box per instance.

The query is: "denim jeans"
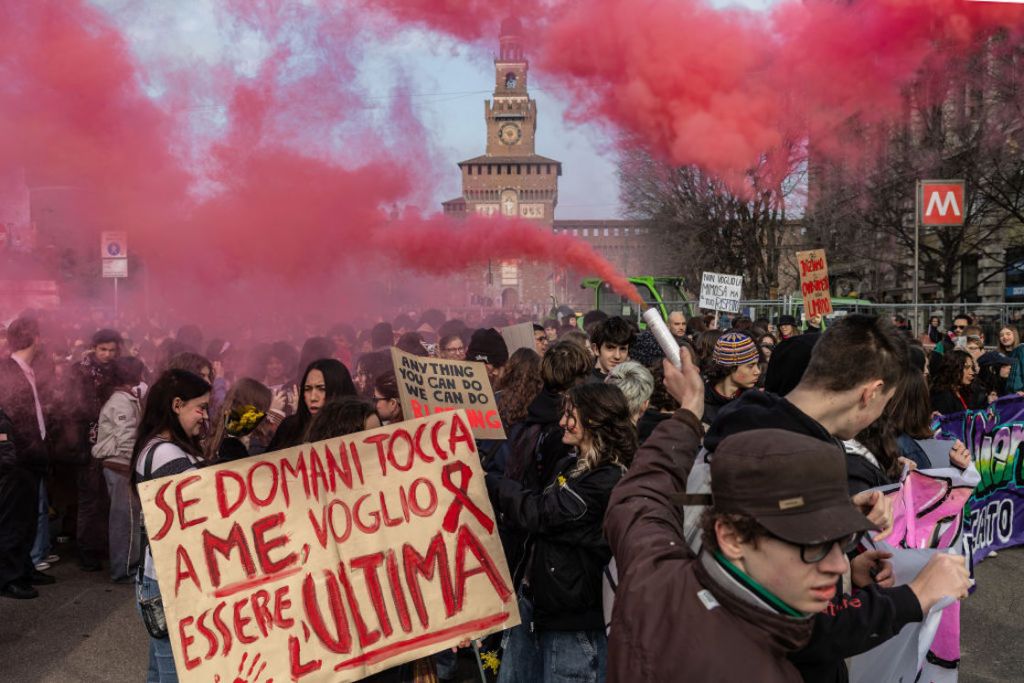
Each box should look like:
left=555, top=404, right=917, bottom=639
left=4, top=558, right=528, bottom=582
left=30, top=478, right=51, bottom=565
left=104, top=467, right=140, bottom=581
left=136, top=574, right=178, bottom=682
left=498, top=593, right=607, bottom=683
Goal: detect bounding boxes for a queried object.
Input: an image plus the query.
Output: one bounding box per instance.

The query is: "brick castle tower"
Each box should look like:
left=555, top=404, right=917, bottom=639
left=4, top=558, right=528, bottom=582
left=442, top=16, right=562, bottom=311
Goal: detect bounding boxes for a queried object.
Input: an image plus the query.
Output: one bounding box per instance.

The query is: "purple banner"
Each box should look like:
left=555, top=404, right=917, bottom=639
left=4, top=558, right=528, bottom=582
left=935, top=395, right=1024, bottom=564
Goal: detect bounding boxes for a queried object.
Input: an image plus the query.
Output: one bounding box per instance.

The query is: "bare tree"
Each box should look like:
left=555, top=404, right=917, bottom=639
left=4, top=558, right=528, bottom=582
left=618, top=146, right=803, bottom=299
left=805, top=31, right=1024, bottom=304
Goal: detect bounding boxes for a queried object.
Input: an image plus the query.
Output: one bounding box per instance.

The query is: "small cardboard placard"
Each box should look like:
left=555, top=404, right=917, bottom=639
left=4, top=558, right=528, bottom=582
left=390, top=347, right=506, bottom=440
left=500, top=322, right=536, bottom=356
left=698, top=272, right=743, bottom=313
left=796, top=249, right=833, bottom=317
left=137, top=411, right=518, bottom=683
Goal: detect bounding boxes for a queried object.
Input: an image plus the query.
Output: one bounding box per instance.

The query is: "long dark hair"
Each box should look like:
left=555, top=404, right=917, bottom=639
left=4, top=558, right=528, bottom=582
left=130, top=369, right=210, bottom=484
left=563, top=383, right=637, bottom=474
left=497, top=348, right=542, bottom=426
left=932, top=349, right=972, bottom=394
left=890, top=370, right=933, bottom=439
left=303, top=397, right=376, bottom=443
left=296, top=359, right=357, bottom=430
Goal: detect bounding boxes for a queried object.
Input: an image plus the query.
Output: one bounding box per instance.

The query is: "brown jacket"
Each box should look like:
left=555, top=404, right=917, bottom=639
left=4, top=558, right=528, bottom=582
left=604, top=409, right=813, bottom=682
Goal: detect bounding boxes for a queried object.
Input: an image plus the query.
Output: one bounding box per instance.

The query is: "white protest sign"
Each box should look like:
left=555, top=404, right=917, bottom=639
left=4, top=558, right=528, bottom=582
left=698, top=272, right=742, bottom=313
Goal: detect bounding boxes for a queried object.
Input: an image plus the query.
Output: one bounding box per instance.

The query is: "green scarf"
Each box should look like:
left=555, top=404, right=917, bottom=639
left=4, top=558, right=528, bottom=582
left=714, top=551, right=806, bottom=618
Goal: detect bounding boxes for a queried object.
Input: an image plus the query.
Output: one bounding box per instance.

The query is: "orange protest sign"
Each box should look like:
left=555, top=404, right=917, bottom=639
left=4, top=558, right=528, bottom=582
left=796, top=249, right=833, bottom=317
left=391, top=347, right=506, bottom=440
left=137, top=411, right=518, bottom=682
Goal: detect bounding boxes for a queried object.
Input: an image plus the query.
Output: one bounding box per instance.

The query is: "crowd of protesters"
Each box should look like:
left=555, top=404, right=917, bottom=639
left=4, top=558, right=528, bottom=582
left=0, top=304, right=993, bottom=682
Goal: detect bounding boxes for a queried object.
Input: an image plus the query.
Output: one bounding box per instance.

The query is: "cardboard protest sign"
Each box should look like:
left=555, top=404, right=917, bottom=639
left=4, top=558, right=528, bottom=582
left=500, top=322, right=535, bottom=355
left=796, top=249, right=833, bottom=317
left=698, top=272, right=742, bottom=313
left=137, top=411, right=518, bottom=682
left=391, top=347, right=506, bottom=440
left=935, top=395, right=1024, bottom=563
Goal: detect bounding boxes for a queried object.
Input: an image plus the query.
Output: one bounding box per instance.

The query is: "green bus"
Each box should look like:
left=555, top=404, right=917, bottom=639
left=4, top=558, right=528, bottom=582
left=579, top=276, right=694, bottom=327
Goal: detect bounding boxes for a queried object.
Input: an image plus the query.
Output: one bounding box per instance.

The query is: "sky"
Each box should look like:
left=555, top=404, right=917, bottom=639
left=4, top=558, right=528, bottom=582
left=90, top=0, right=777, bottom=221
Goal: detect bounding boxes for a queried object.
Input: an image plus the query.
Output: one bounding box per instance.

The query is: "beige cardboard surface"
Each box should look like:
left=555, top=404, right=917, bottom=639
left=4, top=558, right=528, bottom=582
left=391, top=347, right=506, bottom=440
left=137, top=411, right=518, bottom=682
left=500, top=322, right=536, bottom=355
left=796, top=249, right=833, bottom=317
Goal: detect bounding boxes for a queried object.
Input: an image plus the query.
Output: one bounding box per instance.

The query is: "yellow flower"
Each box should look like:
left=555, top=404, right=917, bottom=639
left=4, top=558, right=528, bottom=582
left=480, top=650, right=501, bottom=674
left=557, top=475, right=567, bottom=487
left=226, top=405, right=266, bottom=436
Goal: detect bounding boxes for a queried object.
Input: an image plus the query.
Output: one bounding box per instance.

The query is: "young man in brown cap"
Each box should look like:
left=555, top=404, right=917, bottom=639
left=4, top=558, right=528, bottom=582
left=606, top=342, right=971, bottom=682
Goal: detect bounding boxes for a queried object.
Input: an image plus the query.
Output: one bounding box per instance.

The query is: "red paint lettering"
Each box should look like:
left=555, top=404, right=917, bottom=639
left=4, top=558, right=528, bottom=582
left=403, top=532, right=455, bottom=628
left=274, top=585, right=295, bottom=629
left=363, top=434, right=390, bottom=476
left=386, top=549, right=413, bottom=633
left=409, top=478, right=438, bottom=517
left=178, top=616, right=201, bottom=670
left=212, top=601, right=233, bottom=656
left=174, top=544, right=202, bottom=596
left=252, top=511, right=297, bottom=575
left=337, top=561, right=381, bottom=648
left=454, top=524, right=513, bottom=610
left=388, top=430, right=415, bottom=471
left=215, top=470, right=246, bottom=519
left=412, top=424, right=434, bottom=463
left=233, top=597, right=258, bottom=644
left=324, top=443, right=354, bottom=491
left=448, top=413, right=476, bottom=454
left=430, top=421, right=447, bottom=461
left=289, top=634, right=322, bottom=680
left=196, top=609, right=218, bottom=660
left=202, top=523, right=256, bottom=588
left=280, top=453, right=310, bottom=506
left=308, top=446, right=328, bottom=500
left=151, top=480, right=175, bottom=541
left=302, top=570, right=353, bottom=653
left=251, top=589, right=273, bottom=638
left=175, top=475, right=207, bottom=530
left=350, top=552, right=392, bottom=637
left=247, top=461, right=279, bottom=507
left=353, top=494, right=380, bottom=534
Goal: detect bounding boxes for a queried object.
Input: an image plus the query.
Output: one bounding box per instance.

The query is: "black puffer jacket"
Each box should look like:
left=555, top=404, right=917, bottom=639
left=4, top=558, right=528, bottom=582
left=487, top=455, right=623, bottom=631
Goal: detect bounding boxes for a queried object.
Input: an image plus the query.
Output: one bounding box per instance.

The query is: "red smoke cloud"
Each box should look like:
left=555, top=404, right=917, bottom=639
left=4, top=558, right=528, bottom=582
left=373, top=0, right=1024, bottom=187
left=0, top=0, right=643, bottom=331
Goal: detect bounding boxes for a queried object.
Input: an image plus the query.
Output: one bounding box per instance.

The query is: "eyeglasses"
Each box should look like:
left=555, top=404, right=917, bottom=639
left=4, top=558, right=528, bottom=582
left=771, top=530, right=864, bottom=564
left=372, top=396, right=389, bottom=403
left=953, top=325, right=966, bottom=330
left=761, top=343, right=775, bottom=350
left=444, top=346, right=465, bottom=353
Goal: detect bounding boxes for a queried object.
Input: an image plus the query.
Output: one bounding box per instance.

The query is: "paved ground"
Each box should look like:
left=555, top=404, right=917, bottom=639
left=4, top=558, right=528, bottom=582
left=1, top=545, right=1021, bottom=682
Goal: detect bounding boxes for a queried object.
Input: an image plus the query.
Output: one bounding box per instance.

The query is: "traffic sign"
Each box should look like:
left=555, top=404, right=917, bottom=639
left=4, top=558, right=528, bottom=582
left=920, top=181, right=965, bottom=226
left=101, top=231, right=128, bottom=259
left=102, top=258, right=128, bottom=278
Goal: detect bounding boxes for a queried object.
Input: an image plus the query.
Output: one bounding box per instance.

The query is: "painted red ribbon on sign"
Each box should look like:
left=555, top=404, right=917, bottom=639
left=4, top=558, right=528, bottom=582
left=440, top=461, right=494, bottom=534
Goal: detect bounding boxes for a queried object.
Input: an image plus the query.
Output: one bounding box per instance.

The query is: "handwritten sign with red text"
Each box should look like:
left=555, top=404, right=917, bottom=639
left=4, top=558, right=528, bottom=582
left=137, top=411, right=518, bottom=682
left=796, top=249, right=833, bottom=317
left=391, top=348, right=506, bottom=440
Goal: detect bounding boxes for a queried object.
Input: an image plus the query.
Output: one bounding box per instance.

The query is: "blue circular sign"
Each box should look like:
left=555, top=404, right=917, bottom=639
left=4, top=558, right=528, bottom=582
left=106, top=243, right=122, bottom=257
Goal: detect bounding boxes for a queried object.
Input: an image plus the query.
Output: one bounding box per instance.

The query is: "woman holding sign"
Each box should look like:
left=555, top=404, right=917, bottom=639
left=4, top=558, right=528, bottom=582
left=485, top=383, right=637, bottom=683
left=130, top=369, right=211, bottom=682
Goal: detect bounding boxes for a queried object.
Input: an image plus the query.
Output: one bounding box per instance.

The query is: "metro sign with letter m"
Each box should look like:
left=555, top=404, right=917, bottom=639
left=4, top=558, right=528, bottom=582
left=920, top=180, right=965, bottom=226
